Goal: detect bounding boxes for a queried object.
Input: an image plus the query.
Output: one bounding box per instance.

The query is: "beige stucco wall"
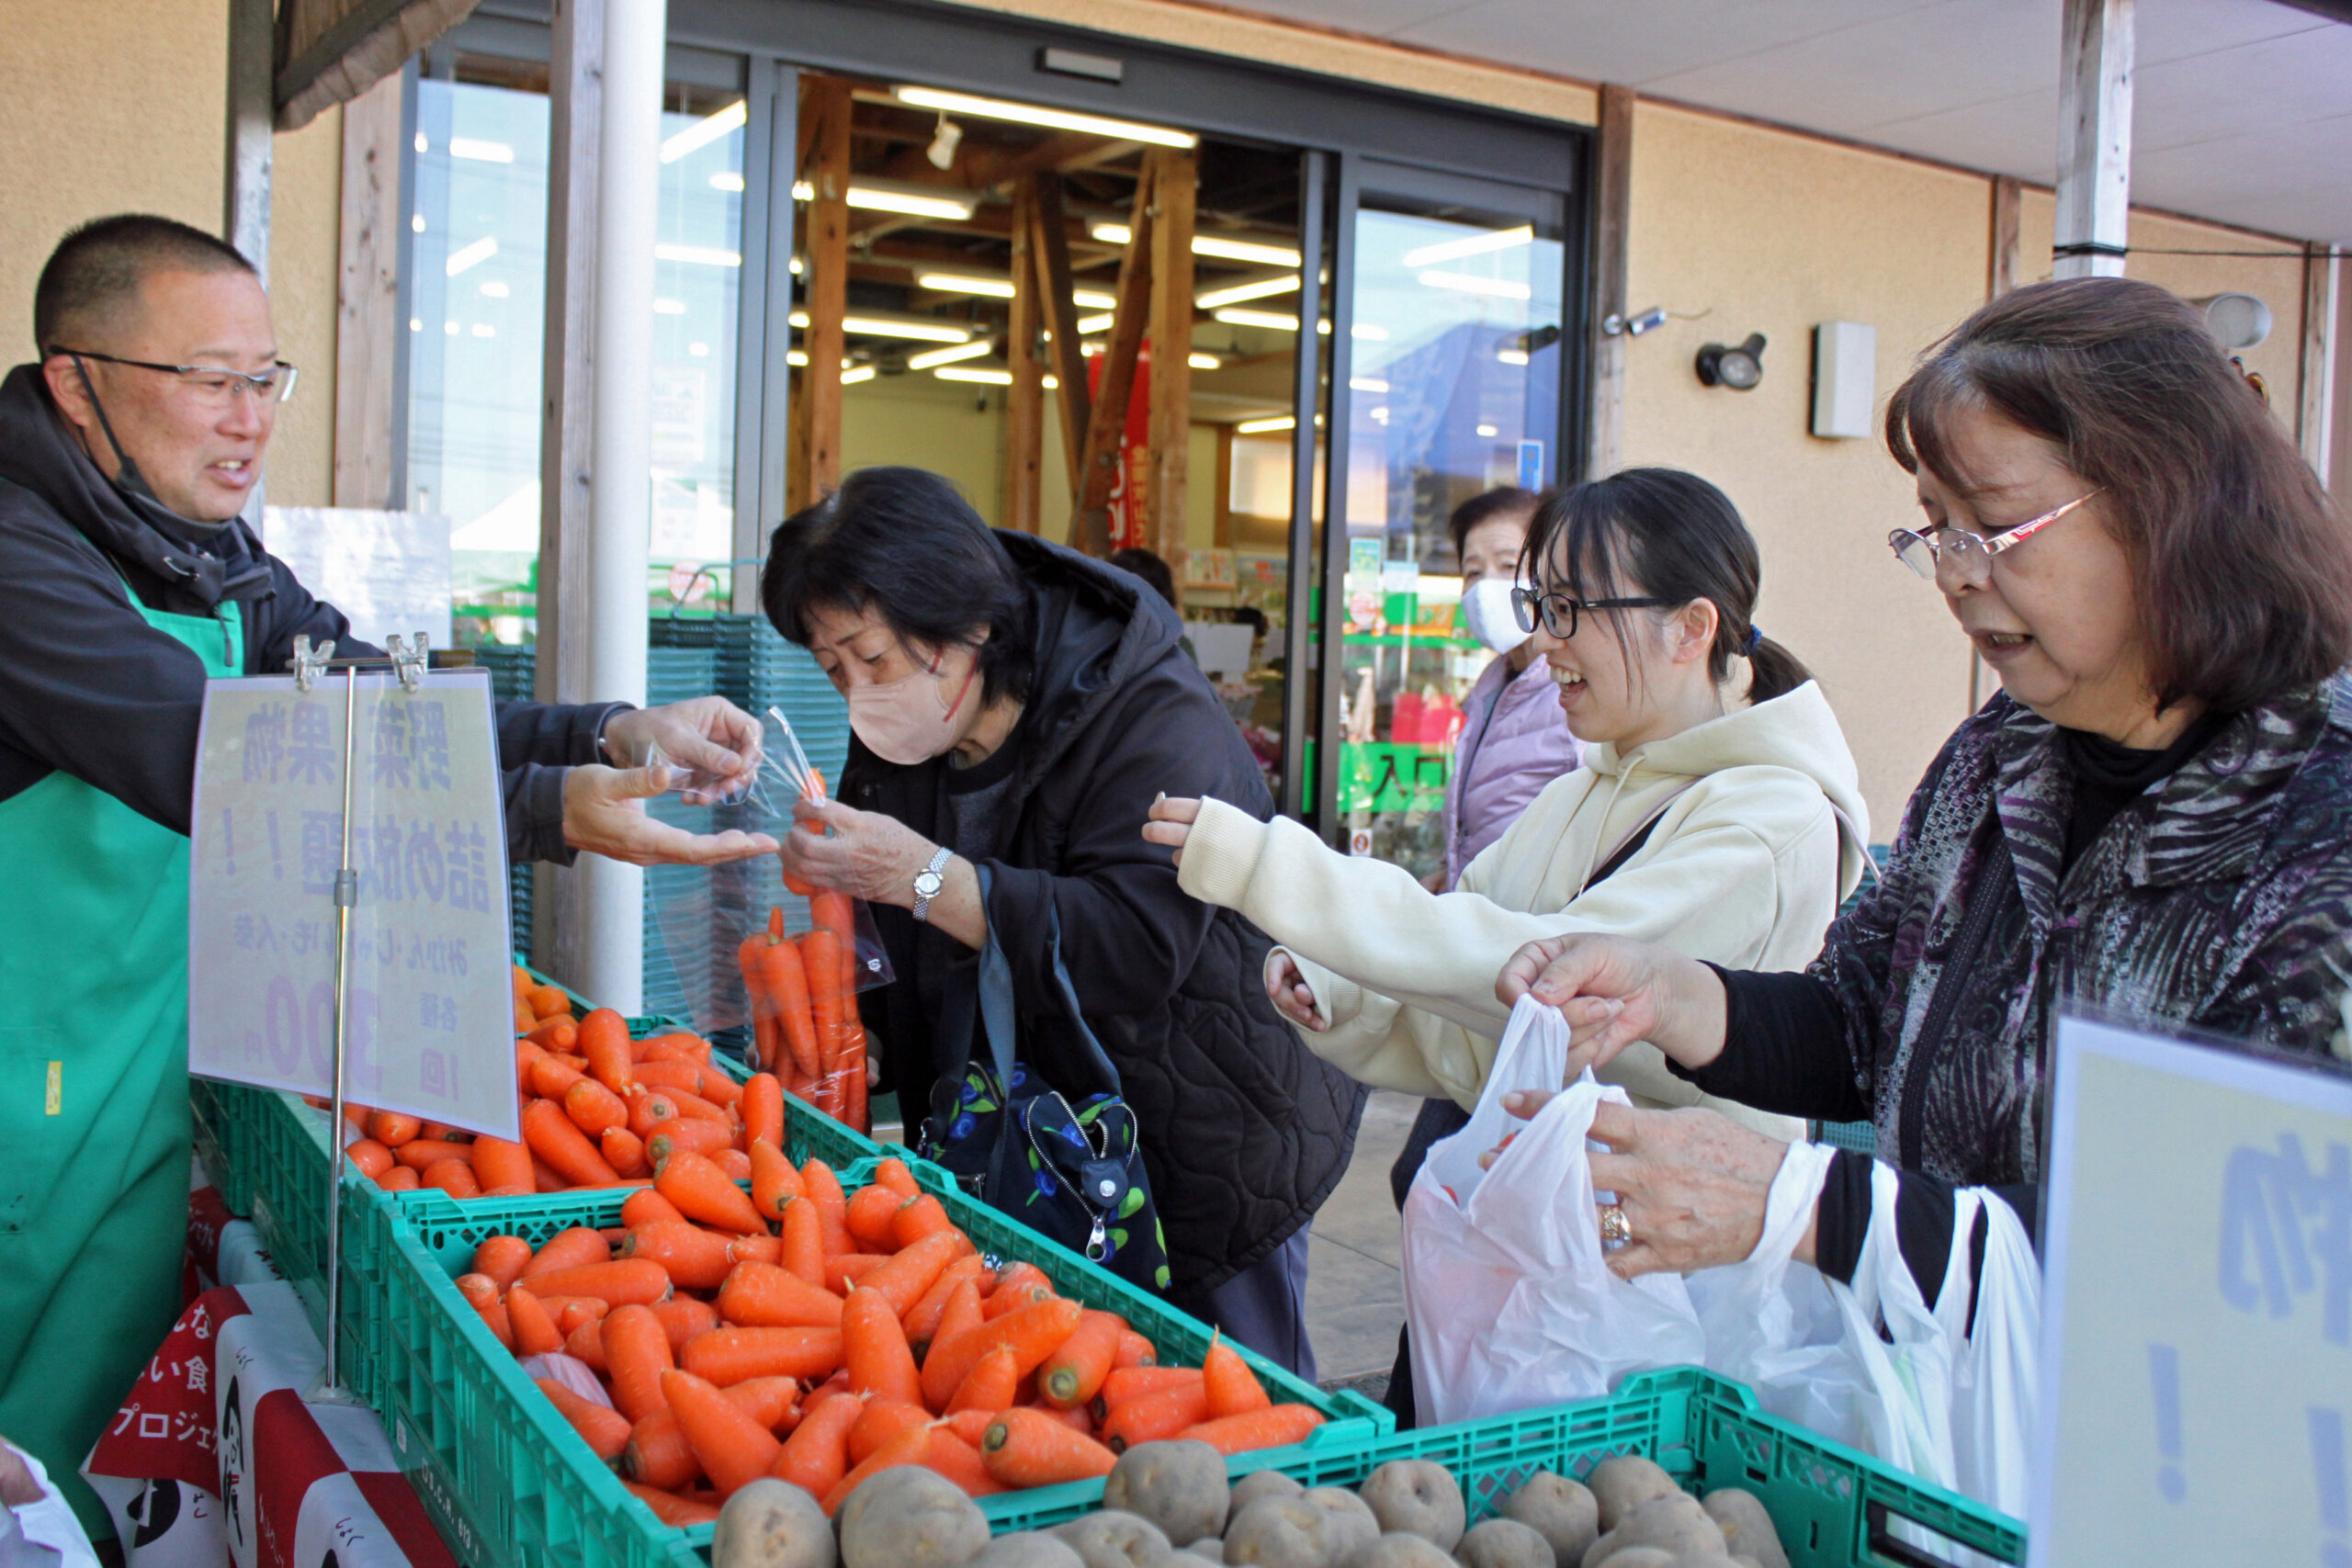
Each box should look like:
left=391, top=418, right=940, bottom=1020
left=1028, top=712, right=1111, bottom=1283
left=0, top=0, right=341, bottom=507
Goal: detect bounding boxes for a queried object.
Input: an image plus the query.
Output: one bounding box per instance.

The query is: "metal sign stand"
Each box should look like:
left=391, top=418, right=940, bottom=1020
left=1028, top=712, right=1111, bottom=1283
left=292, top=632, right=429, bottom=1408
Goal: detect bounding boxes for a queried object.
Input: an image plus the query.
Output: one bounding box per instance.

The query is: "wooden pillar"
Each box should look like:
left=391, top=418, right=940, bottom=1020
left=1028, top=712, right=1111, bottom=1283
left=1146, top=147, right=1196, bottom=569
left=2304, top=245, right=2342, bottom=487
left=1030, top=173, right=1093, bottom=496
left=1988, top=175, right=2022, bottom=301
left=1001, top=180, right=1044, bottom=533
left=1074, top=164, right=1157, bottom=557
left=789, top=76, right=852, bottom=513
left=1585, top=85, right=1634, bottom=479
left=334, top=72, right=405, bottom=510
left=2053, top=0, right=2133, bottom=280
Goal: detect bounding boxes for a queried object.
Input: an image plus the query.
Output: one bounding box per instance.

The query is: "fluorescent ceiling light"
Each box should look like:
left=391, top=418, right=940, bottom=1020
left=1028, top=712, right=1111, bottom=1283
left=479, top=280, right=509, bottom=299
left=1187, top=353, right=1221, bottom=370
left=792, top=177, right=978, bottom=221
left=471, top=323, right=496, bottom=338
left=1350, top=377, right=1390, bottom=393
left=448, top=138, right=514, bottom=164
left=919, top=273, right=1016, bottom=299
left=657, top=243, right=741, bottom=267
left=689, top=342, right=709, bottom=357
left=842, top=365, right=876, bottom=384
left=661, top=99, right=747, bottom=163
left=788, top=308, right=974, bottom=344
left=1090, top=222, right=1301, bottom=267
left=894, top=86, right=1195, bottom=150
left=1352, top=323, right=1390, bottom=341
left=445, top=236, right=498, bottom=276
left=1213, top=308, right=1298, bottom=332
left=787, top=349, right=808, bottom=367
left=1402, top=224, right=1532, bottom=267
left=1073, top=288, right=1117, bottom=310
left=1076, top=312, right=1116, bottom=333
left=936, top=366, right=1014, bottom=385
left=1045, top=375, right=1060, bottom=389
left=1194, top=274, right=1298, bottom=310
left=653, top=298, right=687, bottom=315
left=708, top=171, right=745, bottom=193
left=1496, top=347, right=1529, bottom=366
left=908, top=340, right=995, bottom=369
left=1236, top=415, right=1295, bottom=434
left=1419, top=270, right=1532, bottom=300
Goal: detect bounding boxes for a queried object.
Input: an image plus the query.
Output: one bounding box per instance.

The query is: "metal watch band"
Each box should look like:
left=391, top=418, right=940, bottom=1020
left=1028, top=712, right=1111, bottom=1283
left=911, top=845, right=954, bottom=923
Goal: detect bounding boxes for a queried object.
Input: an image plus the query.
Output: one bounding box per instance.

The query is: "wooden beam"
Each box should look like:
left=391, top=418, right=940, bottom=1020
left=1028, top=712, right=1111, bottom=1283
left=1988, top=175, right=2022, bottom=299
left=1030, top=173, right=1094, bottom=496
left=1146, top=147, right=1196, bottom=569
left=1213, top=423, right=1234, bottom=549
left=790, top=76, right=852, bottom=513
left=2053, top=0, right=2133, bottom=280
left=1002, top=179, right=1044, bottom=534
left=2303, top=245, right=2341, bottom=486
left=334, top=69, right=402, bottom=510
left=1586, top=84, right=1634, bottom=479
left=1074, top=164, right=1158, bottom=556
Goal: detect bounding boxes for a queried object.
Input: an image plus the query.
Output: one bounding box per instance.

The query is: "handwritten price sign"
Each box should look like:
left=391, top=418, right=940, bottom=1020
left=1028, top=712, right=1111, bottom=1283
left=2032, top=1016, right=2352, bottom=1567
left=186, top=671, right=519, bottom=1141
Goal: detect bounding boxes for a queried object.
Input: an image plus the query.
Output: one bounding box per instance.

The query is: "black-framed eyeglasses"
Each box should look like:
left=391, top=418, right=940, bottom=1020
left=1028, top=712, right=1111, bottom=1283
left=1510, top=585, right=1672, bottom=638
left=48, top=348, right=298, bottom=407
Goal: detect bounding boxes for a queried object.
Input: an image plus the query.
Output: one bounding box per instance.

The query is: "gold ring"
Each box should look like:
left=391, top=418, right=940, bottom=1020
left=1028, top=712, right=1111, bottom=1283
left=1599, top=1202, right=1632, bottom=1247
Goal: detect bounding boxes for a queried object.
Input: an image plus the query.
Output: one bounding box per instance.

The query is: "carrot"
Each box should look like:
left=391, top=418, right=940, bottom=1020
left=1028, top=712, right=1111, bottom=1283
left=345, top=1138, right=394, bottom=1179
left=523, top=1099, right=621, bottom=1187
left=693, top=1064, right=744, bottom=1109
left=368, top=1109, right=421, bottom=1147
left=377, top=1164, right=420, bottom=1192
left=640, top=1031, right=713, bottom=1065
left=505, top=1283, right=565, bottom=1357
left=730, top=1233, right=782, bottom=1267
left=944, top=1408, right=997, bottom=1450
left=903, top=1255, right=989, bottom=1356
left=1029, top=1400, right=1098, bottom=1437
left=629, top=1058, right=712, bottom=1097
left=469, top=1235, right=533, bottom=1293
left=740, top=1075, right=786, bottom=1153
left=391, top=1138, right=474, bottom=1173
left=621, top=1480, right=719, bottom=1528
left=760, top=932, right=823, bottom=1081
left=718, top=1260, right=845, bottom=1328
left=770, top=1389, right=862, bottom=1497
left=1101, top=1367, right=1200, bottom=1408
left=854, top=1230, right=965, bottom=1317
left=680, top=1327, right=845, bottom=1386
left=623, top=1410, right=701, bottom=1491
left=802, top=1160, right=854, bottom=1256
left=889, top=1194, right=953, bottom=1250
left=985, top=1282, right=1053, bottom=1322
left=1204, top=1331, right=1272, bottom=1417
left=921, top=1427, right=1005, bottom=1497
left=655, top=1149, right=766, bottom=1235
left=601, top=1127, right=651, bottom=1179
left=1176, top=1404, right=1327, bottom=1455
left=536, top=1378, right=631, bottom=1461
left=1112, top=1330, right=1158, bottom=1371
left=712, top=1148, right=754, bottom=1184
left=842, top=1288, right=924, bottom=1407
left=924, top=1279, right=987, bottom=1373
left=1040, top=1310, right=1125, bottom=1409
left=820, top=1421, right=933, bottom=1516
left=553, top=1298, right=608, bottom=1336
left=870, top=1156, right=920, bottom=1201
left=524, top=1259, right=672, bottom=1308
left=623, top=1220, right=736, bottom=1292
left=1102, top=1381, right=1213, bottom=1451
left=453, top=1274, right=514, bottom=1349
left=651, top=1298, right=718, bottom=1354
left=657, top=1085, right=732, bottom=1125
left=423, top=1158, right=481, bottom=1198
left=767, top=1198, right=820, bottom=1290
left=989, top=1262, right=1049, bottom=1305
left=472, top=1136, right=536, bottom=1195
left=646, top=1120, right=736, bottom=1162
left=622, top=1189, right=689, bottom=1230
left=523, top=1227, right=612, bottom=1280
left=526, top=983, right=572, bottom=1020
left=602, top=1303, right=677, bottom=1424
left=660, top=1370, right=784, bottom=1496
left=920, top=1296, right=1085, bottom=1411
left=529, top=1054, right=586, bottom=1102
left=523, top=1009, right=579, bottom=1048
left=848, top=1399, right=932, bottom=1465
left=948, top=1344, right=1022, bottom=1415
left=747, top=1138, right=801, bottom=1224
left=564, top=1077, right=630, bottom=1137
left=979, top=1407, right=1116, bottom=1487
left=514, top=1038, right=547, bottom=1092
left=578, top=1008, right=636, bottom=1094
left=726, top=1377, right=802, bottom=1435
left=801, top=927, right=849, bottom=1119
left=822, top=1255, right=891, bottom=1294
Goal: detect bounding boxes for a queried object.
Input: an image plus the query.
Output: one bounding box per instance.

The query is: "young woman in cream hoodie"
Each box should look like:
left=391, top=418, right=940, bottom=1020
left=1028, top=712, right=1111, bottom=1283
left=1144, top=468, right=1870, bottom=1139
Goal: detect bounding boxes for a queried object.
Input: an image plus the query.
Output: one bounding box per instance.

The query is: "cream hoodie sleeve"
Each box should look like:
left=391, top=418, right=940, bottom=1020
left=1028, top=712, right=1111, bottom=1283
left=1175, top=777, right=1832, bottom=1111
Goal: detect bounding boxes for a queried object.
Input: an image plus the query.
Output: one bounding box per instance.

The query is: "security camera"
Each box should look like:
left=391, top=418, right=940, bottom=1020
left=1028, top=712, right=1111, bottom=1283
left=1696, top=333, right=1767, bottom=390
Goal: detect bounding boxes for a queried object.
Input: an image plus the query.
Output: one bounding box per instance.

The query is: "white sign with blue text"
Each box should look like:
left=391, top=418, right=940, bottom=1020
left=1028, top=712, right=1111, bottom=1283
left=187, top=669, right=518, bottom=1141
left=2032, top=1014, right=2352, bottom=1567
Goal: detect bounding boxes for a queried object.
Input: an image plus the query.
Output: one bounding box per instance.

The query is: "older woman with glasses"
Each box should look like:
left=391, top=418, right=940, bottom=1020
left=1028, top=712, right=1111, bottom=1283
left=1493, top=276, right=2352, bottom=1305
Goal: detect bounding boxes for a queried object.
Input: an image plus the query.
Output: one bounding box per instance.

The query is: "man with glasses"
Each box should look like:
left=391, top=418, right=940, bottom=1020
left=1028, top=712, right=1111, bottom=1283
left=0, top=214, right=775, bottom=1537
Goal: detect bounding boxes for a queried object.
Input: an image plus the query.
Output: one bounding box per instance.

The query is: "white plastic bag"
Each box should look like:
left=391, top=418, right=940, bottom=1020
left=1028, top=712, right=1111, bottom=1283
left=1947, top=1188, right=2040, bottom=1520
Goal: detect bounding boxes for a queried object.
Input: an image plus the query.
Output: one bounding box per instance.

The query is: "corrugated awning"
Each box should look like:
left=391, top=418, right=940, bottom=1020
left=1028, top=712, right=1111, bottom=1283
left=275, top=0, right=483, bottom=131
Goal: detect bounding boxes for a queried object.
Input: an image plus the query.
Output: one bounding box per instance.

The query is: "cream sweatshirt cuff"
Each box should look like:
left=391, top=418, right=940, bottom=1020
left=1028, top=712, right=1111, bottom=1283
left=1173, top=795, right=1270, bottom=908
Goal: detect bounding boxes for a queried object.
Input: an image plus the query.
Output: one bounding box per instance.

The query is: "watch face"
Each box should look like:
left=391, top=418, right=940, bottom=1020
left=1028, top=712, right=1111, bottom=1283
left=914, top=870, right=944, bottom=897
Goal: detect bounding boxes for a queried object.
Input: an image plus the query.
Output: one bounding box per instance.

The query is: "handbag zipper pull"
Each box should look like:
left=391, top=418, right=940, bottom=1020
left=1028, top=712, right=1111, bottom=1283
left=1085, top=1214, right=1109, bottom=1260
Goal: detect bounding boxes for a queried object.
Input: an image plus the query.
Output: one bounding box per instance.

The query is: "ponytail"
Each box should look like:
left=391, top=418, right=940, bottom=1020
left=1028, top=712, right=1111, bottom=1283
left=1742, top=634, right=1812, bottom=703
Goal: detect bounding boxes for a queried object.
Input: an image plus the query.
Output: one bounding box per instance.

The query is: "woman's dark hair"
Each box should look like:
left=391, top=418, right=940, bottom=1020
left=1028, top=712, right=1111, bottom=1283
left=1107, top=547, right=1178, bottom=607
left=1524, top=467, right=1814, bottom=703
left=761, top=467, right=1035, bottom=706
left=1886, top=276, right=2352, bottom=714
left=1447, top=486, right=1541, bottom=563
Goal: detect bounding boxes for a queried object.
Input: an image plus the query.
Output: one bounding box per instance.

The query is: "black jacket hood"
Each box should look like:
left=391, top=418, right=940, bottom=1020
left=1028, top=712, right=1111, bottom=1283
left=995, top=530, right=1185, bottom=795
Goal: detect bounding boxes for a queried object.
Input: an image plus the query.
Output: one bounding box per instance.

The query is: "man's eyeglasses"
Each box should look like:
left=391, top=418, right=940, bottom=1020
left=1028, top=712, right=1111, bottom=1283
left=49, top=348, right=298, bottom=407
left=1510, top=585, right=1671, bottom=639
left=1888, top=491, right=2100, bottom=587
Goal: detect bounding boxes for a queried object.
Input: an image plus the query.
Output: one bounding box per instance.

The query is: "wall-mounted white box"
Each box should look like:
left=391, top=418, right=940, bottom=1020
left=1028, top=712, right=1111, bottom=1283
left=1811, top=321, right=1877, bottom=439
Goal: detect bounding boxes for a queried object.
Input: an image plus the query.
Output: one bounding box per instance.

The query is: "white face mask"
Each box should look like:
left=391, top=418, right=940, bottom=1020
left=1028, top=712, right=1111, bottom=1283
left=1458, top=577, right=1531, bottom=655
left=846, top=651, right=981, bottom=765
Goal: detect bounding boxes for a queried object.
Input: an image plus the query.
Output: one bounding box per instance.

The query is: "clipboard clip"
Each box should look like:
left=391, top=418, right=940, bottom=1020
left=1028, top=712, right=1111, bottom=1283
left=289, top=635, right=337, bottom=693
left=385, top=632, right=431, bottom=693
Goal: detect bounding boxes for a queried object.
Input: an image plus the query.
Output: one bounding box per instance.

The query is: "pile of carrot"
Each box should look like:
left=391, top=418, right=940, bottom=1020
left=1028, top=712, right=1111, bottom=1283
left=738, top=892, right=869, bottom=1134
left=449, top=1150, right=1326, bottom=1527
left=333, top=971, right=766, bottom=1198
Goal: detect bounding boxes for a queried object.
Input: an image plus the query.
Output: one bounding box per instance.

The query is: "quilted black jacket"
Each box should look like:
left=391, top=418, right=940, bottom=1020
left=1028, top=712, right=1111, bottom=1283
left=844, top=533, right=1366, bottom=1301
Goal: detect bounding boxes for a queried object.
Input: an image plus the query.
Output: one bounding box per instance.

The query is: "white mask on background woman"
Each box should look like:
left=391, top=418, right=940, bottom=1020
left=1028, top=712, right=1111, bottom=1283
left=847, top=650, right=979, bottom=764
left=1458, top=576, right=1532, bottom=655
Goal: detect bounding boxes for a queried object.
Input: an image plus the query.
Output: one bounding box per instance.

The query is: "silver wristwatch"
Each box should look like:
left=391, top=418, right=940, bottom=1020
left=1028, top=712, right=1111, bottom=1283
left=911, top=846, right=953, bottom=923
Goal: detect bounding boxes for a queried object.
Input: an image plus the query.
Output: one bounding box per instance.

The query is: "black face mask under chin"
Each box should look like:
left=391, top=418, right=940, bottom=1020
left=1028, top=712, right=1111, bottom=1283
left=68, top=354, right=163, bottom=506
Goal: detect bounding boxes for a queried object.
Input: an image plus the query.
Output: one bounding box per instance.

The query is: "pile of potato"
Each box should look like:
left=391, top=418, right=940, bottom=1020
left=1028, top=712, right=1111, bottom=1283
left=709, top=1441, right=1792, bottom=1568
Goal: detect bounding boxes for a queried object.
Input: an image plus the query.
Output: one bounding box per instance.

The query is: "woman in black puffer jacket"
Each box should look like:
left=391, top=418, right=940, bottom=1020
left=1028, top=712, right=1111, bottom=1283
left=762, top=467, right=1364, bottom=1374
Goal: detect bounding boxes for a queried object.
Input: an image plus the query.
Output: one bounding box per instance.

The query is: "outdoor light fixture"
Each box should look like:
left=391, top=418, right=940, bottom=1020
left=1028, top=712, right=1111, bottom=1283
left=1695, top=333, right=1768, bottom=390
left=894, top=85, right=1197, bottom=149
left=661, top=100, right=747, bottom=163
left=907, top=340, right=995, bottom=369
left=1403, top=225, right=1532, bottom=268
left=1090, top=222, right=1301, bottom=267
left=1194, top=273, right=1300, bottom=310
left=2195, top=293, right=2273, bottom=350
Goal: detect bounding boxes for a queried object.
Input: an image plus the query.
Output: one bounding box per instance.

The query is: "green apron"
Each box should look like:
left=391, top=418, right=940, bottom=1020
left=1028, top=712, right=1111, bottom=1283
left=0, top=582, right=242, bottom=1537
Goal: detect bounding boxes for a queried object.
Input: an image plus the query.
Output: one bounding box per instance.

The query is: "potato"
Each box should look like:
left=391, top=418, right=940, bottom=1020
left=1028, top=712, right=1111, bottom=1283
left=1664, top=1555, right=1746, bottom=1568
left=969, top=1534, right=1088, bottom=1568
left=1585, top=1554, right=1670, bottom=1568
left=1356, top=1461, right=1465, bottom=1551
left=1226, top=1494, right=1372, bottom=1568
left=1305, top=1489, right=1382, bottom=1563
left=1181, top=1540, right=1227, bottom=1564
left=1229, top=1468, right=1306, bottom=1526
left=1455, top=1517, right=1557, bottom=1568
left=1579, top=1495, right=1723, bottom=1568
left=1501, top=1472, right=1598, bottom=1564
left=836, top=1467, right=990, bottom=1568
left=1106, top=1441, right=1230, bottom=1548
left=1340, top=1532, right=1453, bottom=1568
left=1584, top=1459, right=1678, bottom=1533
left=712, top=1478, right=834, bottom=1568
left=1054, top=1508, right=1175, bottom=1568
left=1698, top=1492, right=1786, bottom=1568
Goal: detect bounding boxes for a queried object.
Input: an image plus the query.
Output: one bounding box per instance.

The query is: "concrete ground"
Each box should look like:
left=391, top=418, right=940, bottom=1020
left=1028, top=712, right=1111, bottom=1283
left=1304, top=1089, right=1419, bottom=1399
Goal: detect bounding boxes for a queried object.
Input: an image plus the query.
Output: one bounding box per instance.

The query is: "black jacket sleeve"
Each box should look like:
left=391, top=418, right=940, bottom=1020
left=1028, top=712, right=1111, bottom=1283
left=1673, top=966, right=1872, bottom=1122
